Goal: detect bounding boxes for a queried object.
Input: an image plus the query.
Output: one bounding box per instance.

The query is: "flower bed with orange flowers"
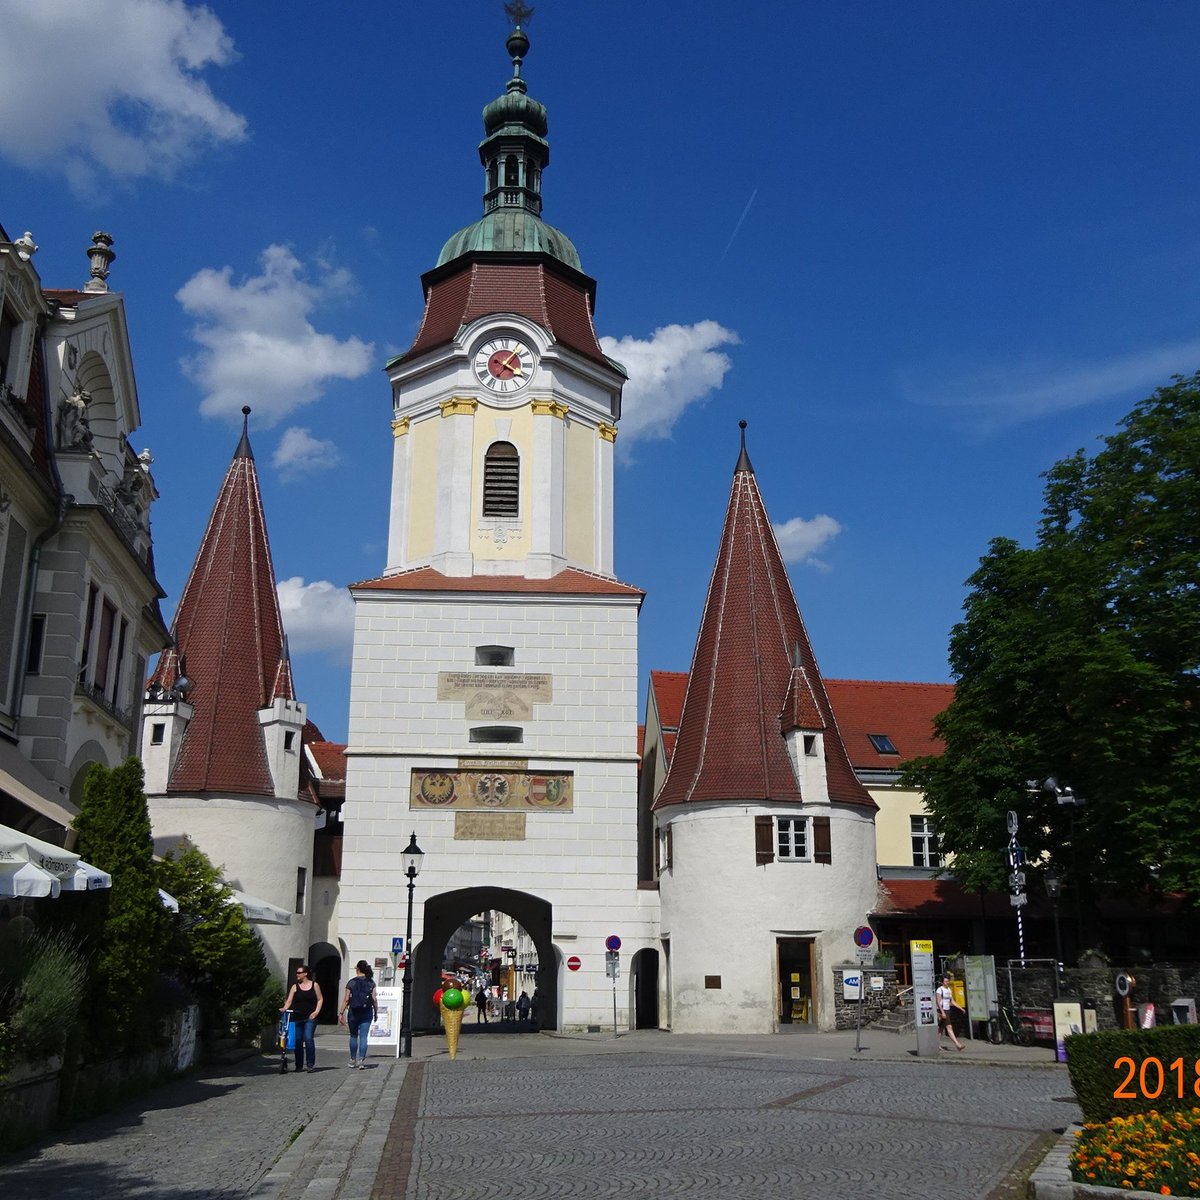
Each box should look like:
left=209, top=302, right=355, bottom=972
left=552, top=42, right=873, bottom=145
left=1071, top=1107, right=1200, bottom=1194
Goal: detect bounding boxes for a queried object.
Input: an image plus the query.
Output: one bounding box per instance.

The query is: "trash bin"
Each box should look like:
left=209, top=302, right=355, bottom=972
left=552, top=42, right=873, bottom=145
left=1171, top=998, right=1197, bottom=1025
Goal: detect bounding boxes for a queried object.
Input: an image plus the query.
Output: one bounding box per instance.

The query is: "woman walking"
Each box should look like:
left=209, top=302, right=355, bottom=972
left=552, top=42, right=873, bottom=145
left=282, top=964, right=323, bottom=1072
left=339, top=960, right=378, bottom=1068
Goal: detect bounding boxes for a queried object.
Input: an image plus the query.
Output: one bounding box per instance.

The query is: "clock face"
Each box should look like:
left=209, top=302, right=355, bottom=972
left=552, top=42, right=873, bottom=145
left=473, top=337, right=535, bottom=394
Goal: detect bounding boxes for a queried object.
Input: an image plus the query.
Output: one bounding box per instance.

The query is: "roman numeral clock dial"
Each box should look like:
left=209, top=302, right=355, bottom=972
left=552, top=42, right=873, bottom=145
left=473, top=338, right=536, bottom=394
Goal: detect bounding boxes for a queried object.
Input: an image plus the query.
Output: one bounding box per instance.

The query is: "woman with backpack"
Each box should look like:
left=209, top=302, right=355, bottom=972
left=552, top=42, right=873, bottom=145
left=338, top=960, right=378, bottom=1068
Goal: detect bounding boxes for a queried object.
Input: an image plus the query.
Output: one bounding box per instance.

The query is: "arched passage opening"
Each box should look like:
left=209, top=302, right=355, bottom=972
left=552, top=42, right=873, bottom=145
left=309, top=940, right=341, bottom=1024
left=412, top=887, right=555, bottom=1032
left=631, top=947, right=660, bottom=1029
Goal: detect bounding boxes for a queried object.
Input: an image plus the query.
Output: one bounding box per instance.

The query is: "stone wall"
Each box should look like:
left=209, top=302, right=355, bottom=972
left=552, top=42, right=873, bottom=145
left=833, top=964, right=899, bottom=1031
left=999, top=965, right=1200, bottom=1030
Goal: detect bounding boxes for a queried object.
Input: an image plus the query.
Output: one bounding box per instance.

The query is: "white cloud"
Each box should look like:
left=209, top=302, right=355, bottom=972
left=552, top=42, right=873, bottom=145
left=277, top=577, right=355, bottom=660
left=273, top=427, right=341, bottom=480
left=600, top=321, right=739, bottom=448
left=0, top=0, right=246, bottom=187
left=177, top=245, right=374, bottom=425
left=773, top=514, right=843, bottom=569
left=901, top=339, right=1200, bottom=432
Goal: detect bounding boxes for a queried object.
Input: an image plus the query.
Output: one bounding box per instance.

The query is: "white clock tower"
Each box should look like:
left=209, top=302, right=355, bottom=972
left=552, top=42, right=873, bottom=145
left=335, top=16, right=660, bottom=1034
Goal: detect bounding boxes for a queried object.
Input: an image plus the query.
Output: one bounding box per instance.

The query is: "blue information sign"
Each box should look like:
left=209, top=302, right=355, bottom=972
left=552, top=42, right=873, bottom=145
left=392, top=937, right=405, bottom=954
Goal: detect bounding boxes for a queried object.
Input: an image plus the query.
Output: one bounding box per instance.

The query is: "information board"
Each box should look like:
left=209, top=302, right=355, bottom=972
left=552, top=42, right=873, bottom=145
left=368, top=986, right=402, bottom=1057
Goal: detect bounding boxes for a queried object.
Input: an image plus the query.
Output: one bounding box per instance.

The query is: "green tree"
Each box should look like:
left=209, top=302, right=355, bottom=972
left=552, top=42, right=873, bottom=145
left=157, top=845, right=270, bottom=1033
left=905, top=371, right=1200, bottom=905
left=72, top=758, right=173, bottom=1046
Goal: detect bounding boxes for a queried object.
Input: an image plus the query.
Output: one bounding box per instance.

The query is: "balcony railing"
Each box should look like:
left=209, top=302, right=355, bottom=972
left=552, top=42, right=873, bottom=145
left=76, top=679, right=134, bottom=731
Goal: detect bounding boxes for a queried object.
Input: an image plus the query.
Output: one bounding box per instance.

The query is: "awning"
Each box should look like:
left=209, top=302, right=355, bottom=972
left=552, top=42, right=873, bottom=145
left=227, top=888, right=292, bottom=925
left=0, top=739, right=78, bottom=830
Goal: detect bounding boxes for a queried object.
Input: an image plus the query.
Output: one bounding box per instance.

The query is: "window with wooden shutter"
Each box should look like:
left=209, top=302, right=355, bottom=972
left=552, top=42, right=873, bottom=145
left=813, top=816, right=832, bottom=864
left=483, top=441, right=519, bottom=517
left=754, top=814, right=774, bottom=864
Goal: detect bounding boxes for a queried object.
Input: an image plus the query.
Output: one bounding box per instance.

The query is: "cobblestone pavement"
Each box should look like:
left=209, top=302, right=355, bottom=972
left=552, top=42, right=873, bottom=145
left=396, top=1035, right=1080, bottom=1200
left=0, top=1029, right=1078, bottom=1200
left=0, top=1050, right=354, bottom=1199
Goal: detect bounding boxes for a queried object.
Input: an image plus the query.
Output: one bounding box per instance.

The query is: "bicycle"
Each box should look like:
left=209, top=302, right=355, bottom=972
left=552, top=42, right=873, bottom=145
left=988, top=1003, right=1036, bottom=1046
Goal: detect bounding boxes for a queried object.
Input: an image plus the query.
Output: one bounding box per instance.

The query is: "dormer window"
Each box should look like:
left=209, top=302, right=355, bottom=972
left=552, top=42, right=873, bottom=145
left=868, top=733, right=899, bottom=755
left=483, top=442, right=519, bottom=517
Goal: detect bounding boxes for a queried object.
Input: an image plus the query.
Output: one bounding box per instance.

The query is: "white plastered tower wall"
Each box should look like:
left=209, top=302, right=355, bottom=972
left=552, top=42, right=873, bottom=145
left=336, top=587, right=658, bottom=1030
left=657, top=802, right=877, bottom=1033
left=147, top=791, right=314, bottom=977
left=382, top=315, right=620, bottom=580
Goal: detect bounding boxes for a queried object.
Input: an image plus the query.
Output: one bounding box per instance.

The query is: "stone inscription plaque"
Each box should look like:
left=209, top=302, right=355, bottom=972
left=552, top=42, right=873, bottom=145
left=411, top=766, right=573, bottom=811
left=454, top=812, right=526, bottom=841
left=437, top=671, right=552, bottom=721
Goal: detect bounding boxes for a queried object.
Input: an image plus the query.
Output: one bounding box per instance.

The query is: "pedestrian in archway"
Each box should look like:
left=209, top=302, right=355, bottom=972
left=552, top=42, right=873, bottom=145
left=517, top=989, right=531, bottom=1026
left=475, top=986, right=489, bottom=1024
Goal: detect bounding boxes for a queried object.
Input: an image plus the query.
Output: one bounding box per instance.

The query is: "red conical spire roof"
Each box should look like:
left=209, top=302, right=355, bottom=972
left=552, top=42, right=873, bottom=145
left=148, top=408, right=293, bottom=795
left=653, top=424, right=873, bottom=811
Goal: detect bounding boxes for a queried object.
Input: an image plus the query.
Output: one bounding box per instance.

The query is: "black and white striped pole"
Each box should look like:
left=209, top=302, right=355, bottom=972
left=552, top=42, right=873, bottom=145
left=1007, top=810, right=1027, bottom=965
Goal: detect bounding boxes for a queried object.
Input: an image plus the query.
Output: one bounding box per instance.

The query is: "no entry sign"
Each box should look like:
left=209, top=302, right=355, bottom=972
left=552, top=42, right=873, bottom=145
left=567, top=955, right=581, bottom=972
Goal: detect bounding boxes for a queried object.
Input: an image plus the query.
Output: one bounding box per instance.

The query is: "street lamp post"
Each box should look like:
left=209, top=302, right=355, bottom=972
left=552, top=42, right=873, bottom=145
left=1045, top=867, right=1063, bottom=998
left=1042, top=777, right=1088, bottom=954
left=399, top=832, right=424, bottom=1058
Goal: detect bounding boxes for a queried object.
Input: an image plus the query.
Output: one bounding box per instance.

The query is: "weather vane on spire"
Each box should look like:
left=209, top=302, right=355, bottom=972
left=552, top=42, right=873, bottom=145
left=504, top=1, right=534, bottom=28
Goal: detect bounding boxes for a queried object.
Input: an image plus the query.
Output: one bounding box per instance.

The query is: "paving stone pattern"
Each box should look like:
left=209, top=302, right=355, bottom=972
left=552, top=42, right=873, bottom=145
left=407, top=1052, right=1077, bottom=1200
left=0, top=1057, right=348, bottom=1199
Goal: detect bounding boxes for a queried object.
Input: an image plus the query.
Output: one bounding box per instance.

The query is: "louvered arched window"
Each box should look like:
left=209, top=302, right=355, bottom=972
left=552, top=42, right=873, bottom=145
left=483, top=442, right=519, bottom=517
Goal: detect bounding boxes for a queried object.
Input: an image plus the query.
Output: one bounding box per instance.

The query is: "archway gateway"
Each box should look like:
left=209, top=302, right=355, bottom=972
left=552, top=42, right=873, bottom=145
left=411, top=887, right=557, bottom=1031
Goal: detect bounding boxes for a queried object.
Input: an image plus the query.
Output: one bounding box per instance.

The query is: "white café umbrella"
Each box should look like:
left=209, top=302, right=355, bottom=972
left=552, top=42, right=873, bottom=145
left=0, top=860, right=63, bottom=899
left=0, top=821, right=110, bottom=899
left=226, top=888, right=292, bottom=925
left=60, top=861, right=113, bottom=892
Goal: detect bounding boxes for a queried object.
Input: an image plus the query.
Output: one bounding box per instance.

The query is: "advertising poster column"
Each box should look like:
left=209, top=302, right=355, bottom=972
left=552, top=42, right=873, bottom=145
left=911, top=939, right=938, bottom=1057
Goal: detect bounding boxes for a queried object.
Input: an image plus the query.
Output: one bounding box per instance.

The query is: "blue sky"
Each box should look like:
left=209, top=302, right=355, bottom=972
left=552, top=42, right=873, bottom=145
left=3, top=1, right=1198, bottom=743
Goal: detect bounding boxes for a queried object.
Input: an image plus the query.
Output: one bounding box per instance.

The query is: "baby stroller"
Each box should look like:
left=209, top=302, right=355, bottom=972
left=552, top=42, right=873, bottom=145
left=277, top=1009, right=295, bottom=1073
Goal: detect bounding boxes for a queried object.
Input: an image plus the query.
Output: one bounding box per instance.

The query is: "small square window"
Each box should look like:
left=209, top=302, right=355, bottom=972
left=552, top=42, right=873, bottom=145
left=295, top=866, right=307, bottom=915
left=150, top=723, right=166, bottom=746
left=868, top=733, right=899, bottom=755
left=803, top=734, right=817, bottom=757
left=284, top=730, right=295, bottom=751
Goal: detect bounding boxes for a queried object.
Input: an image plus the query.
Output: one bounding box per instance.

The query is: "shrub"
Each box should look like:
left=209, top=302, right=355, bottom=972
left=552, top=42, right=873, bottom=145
left=8, top=930, right=89, bottom=1062
left=157, top=846, right=270, bottom=1032
left=1071, top=1107, right=1200, bottom=1194
left=230, top=977, right=284, bottom=1044
left=72, top=759, right=173, bottom=1048
left=1067, top=1025, right=1200, bottom=1122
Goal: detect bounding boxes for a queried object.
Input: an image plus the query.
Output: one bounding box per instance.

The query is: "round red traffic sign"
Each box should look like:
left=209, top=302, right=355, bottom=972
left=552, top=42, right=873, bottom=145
left=567, top=955, right=581, bottom=972
left=605, top=934, right=621, bottom=951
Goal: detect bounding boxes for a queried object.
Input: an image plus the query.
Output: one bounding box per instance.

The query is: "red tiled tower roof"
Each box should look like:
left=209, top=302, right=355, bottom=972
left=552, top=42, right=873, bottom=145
left=391, top=256, right=609, bottom=369
left=148, top=410, right=291, bottom=795
left=653, top=427, right=874, bottom=812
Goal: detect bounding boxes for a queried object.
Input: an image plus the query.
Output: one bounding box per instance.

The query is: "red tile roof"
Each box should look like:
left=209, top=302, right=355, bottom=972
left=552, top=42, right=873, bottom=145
left=824, top=679, right=953, bottom=769
left=394, top=257, right=608, bottom=368
left=308, top=741, right=347, bottom=782
left=148, top=423, right=291, bottom=796
left=654, top=442, right=874, bottom=812
left=649, top=670, right=687, bottom=731
left=873, top=878, right=1014, bottom=919
left=352, top=566, right=643, bottom=600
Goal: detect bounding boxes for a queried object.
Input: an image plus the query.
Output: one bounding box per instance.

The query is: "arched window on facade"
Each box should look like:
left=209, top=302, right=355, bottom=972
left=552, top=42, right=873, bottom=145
left=483, top=442, right=520, bottom=517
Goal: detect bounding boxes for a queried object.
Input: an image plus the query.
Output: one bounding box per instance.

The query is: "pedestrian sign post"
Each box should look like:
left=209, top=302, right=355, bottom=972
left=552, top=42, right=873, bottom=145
left=911, top=938, right=938, bottom=1058
left=605, top=937, right=621, bottom=1038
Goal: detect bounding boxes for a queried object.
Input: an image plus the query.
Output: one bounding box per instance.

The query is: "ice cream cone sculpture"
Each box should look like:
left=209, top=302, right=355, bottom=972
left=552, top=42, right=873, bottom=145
left=440, top=987, right=466, bottom=1059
